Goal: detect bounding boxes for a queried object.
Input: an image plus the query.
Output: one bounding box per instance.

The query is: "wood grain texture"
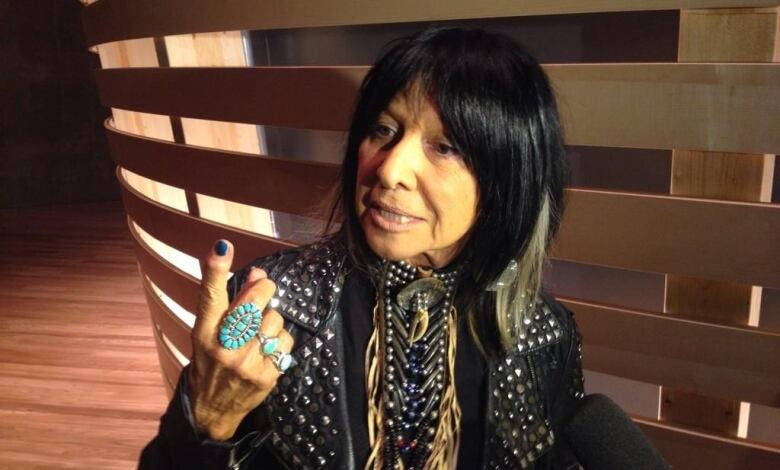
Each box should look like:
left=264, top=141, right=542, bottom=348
left=80, top=0, right=780, bottom=47
left=0, top=201, right=166, bottom=469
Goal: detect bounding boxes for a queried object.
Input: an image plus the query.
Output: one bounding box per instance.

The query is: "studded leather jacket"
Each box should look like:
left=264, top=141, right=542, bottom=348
left=139, top=239, right=585, bottom=470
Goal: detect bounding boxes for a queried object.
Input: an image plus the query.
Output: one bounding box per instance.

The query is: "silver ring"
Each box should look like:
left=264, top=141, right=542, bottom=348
left=269, top=350, right=294, bottom=373
left=258, top=333, right=280, bottom=355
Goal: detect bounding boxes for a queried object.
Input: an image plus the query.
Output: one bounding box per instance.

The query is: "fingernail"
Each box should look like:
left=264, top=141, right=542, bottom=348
left=214, top=240, right=228, bottom=256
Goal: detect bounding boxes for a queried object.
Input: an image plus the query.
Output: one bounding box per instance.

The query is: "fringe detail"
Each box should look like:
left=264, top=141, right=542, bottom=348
left=424, top=305, right=461, bottom=470
left=364, top=301, right=462, bottom=470
left=365, top=301, right=384, bottom=469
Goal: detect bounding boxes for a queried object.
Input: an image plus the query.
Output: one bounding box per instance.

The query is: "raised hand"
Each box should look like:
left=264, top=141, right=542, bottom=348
left=187, top=239, right=294, bottom=440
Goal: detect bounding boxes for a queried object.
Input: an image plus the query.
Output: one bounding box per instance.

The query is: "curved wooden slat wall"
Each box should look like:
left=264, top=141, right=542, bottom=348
left=95, top=64, right=780, bottom=154
left=82, top=0, right=780, bottom=47
left=82, top=0, right=780, bottom=466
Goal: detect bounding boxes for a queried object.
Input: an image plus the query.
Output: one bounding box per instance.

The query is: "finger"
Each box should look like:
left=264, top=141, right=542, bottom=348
left=232, top=277, right=276, bottom=323
left=259, top=309, right=284, bottom=337
left=245, top=267, right=267, bottom=284
left=255, top=310, right=284, bottom=356
left=253, top=329, right=294, bottom=388
left=275, top=328, right=294, bottom=353
left=194, top=239, right=234, bottom=340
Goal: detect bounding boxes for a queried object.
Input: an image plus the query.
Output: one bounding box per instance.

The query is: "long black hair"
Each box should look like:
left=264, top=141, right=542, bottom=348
left=327, top=27, right=567, bottom=355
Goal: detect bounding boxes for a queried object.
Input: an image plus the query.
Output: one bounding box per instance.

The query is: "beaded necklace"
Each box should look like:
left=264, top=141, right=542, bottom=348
left=365, top=260, right=462, bottom=470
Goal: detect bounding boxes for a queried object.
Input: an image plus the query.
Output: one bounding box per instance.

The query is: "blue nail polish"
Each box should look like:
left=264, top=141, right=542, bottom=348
left=214, top=240, right=228, bottom=256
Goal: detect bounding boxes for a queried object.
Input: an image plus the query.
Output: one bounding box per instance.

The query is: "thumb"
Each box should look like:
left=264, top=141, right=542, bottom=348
left=194, top=239, right=234, bottom=339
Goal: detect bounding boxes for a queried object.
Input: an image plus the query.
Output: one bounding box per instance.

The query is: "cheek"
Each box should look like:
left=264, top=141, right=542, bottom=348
left=354, top=143, right=371, bottom=215
left=441, top=175, right=479, bottom=236
left=356, top=141, right=380, bottom=187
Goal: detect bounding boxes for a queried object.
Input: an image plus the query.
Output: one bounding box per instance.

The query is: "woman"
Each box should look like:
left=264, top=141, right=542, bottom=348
left=141, top=27, right=584, bottom=469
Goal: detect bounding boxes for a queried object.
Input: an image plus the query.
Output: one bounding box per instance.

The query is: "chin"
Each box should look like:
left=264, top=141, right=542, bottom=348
left=361, top=225, right=417, bottom=262
left=364, top=236, right=413, bottom=262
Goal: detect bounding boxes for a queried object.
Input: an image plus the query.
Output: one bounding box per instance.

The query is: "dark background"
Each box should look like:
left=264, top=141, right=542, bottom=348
left=0, top=0, right=115, bottom=210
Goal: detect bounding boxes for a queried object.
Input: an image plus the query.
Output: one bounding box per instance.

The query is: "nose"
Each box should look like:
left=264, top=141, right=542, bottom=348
left=375, top=133, right=422, bottom=191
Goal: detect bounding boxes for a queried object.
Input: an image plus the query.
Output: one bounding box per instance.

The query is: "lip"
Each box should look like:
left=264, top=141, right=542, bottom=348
left=366, top=201, right=423, bottom=232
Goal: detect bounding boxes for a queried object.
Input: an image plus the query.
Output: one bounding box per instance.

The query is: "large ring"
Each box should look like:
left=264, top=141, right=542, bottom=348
left=258, top=334, right=280, bottom=355
left=269, top=350, right=294, bottom=373
left=219, top=302, right=262, bottom=350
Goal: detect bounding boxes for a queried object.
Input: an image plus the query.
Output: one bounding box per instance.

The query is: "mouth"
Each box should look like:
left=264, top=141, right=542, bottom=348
left=366, top=201, right=423, bottom=232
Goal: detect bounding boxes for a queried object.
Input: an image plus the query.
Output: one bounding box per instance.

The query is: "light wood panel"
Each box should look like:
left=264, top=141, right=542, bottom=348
left=93, top=31, right=192, bottom=291
left=679, top=7, right=780, bottom=62
left=0, top=202, right=166, bottom=469
left=81, top=0, right=780, bottom=47
left=162, top=30, right=278, bottom=239
left=94, top=63, right=780, bottom=154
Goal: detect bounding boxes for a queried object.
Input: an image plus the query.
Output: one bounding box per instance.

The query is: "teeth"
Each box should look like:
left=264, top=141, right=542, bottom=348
left=379, top=209, right=411, bottom=224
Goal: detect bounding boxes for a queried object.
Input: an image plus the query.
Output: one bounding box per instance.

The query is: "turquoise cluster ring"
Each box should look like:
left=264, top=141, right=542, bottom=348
left=219, top=302, right=262, bottom=350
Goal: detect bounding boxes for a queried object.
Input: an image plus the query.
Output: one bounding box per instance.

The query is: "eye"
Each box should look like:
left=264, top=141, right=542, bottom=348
left=368, top=123, right=397, bottom=141
left=431, top=141, right=460, bottom=158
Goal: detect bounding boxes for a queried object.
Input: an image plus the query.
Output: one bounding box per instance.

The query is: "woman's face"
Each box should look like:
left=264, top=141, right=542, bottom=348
left=355, top=87, right=479, bottom=269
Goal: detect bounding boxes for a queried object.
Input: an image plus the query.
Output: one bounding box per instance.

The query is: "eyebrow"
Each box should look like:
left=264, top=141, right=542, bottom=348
left=381, top=102, right=445, bottom=136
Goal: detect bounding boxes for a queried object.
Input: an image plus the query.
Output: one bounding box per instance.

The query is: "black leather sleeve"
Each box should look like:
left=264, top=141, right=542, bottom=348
left=536, top=301, right=585, bottom=470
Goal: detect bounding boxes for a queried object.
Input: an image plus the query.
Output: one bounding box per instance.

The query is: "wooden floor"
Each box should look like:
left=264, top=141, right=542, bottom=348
left=0, top=201, right=167, bottom=469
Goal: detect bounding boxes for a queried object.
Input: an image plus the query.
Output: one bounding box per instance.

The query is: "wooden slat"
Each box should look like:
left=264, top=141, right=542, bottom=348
left=550, top=63, right=780, bottom=154
left=126, top=215, right=201, bottom=315
left=118, top=167, right=295, bottom=268
left=555, top=189, right=780, bottom=289
left=95, top=64, right=780, bottom=154
left=561, top=298, right=780, bottom=407
left=106, top=119, right=340, bottom=217
left=98, top=66, right=365, bottom=131
left=151, top=325, right=184, bottom=393
left=81, top=0, right=780, bottom=47
left=142, top=277, right=193, bottom=359
left=636, top=417, right=780, bottom=468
